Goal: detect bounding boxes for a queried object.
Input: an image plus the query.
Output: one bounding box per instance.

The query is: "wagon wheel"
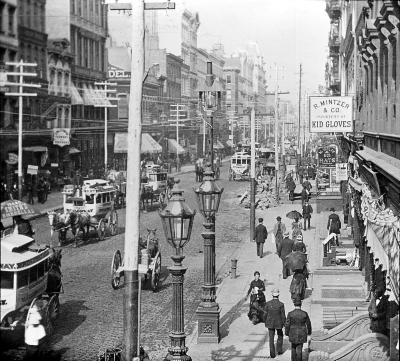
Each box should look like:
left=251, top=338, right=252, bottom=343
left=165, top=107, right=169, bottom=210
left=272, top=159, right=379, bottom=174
left=111, top=250, right=123, bottom=289
left=98, top=219, right=106, bottom=241
left=109, top=210, right=118, bottom=236
left=150, top=253, right=161, bottom=292
left=48, top=294, right=60, bottom=321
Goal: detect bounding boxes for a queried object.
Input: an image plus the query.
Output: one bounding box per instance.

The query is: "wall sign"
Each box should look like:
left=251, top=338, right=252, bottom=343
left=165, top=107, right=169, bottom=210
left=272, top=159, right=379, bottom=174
left=336, top=163, right=348, bottom=182
left=53, top=128, right=71, bottom=147
left=318, top=147, right=336, bottom=167
left=27, top=165, right=39, bottom=175
left=309, top=96, right=353, bottom=133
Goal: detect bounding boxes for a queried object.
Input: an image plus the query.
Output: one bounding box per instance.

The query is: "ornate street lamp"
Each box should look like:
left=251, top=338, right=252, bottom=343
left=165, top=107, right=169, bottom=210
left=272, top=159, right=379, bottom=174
left=193, top=165, right=224, bottom=343
left=159, top=187, right=196, bottom=361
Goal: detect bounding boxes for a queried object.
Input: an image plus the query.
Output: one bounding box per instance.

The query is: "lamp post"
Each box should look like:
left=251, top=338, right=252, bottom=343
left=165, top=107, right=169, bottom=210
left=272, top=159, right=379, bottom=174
left=194, top=166, right=224, bottom=343
left=159, top=187, right=196, bottom=361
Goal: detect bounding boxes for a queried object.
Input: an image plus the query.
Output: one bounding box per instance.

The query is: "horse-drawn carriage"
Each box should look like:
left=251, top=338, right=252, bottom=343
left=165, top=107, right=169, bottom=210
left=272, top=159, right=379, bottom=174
left=229, top=152, right=251, bottom=181
left=140, top=165, right=168, bottom=210
left=111, top=229, right=162, bottom=292
left=0, top=234, right=62, bottom=338
left=48, top=179, right=118, bottom=246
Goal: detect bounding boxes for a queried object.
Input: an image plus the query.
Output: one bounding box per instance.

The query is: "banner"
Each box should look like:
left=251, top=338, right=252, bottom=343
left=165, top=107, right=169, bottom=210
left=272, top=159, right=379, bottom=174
left=318, top=147, right=336, bottom=167
left=309, top=96, right=353, bottom=133
left=53, top=128, right=71, bottom=147
left=27, top=165, right=38, bottom=175
left=336, top=163, right=348, bottom=182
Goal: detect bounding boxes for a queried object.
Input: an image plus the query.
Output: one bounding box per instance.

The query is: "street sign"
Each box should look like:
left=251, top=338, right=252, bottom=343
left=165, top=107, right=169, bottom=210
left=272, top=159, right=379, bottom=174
left=317, top=147, right=336, bottom=167
left=27, top=165, right=38, bottom=175
left=309, top=96, right=353, bottom=133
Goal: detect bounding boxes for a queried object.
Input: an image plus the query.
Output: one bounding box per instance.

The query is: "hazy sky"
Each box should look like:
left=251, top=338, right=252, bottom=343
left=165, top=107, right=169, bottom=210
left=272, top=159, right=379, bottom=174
left=177, top=0, right=330, bottom=103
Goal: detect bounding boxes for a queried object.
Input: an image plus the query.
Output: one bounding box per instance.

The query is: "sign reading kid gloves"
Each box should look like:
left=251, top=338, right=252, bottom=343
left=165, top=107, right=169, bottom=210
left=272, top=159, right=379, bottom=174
left=53, top=128, right=71, bottom=147
left=309, top=96, right=353, bottom=133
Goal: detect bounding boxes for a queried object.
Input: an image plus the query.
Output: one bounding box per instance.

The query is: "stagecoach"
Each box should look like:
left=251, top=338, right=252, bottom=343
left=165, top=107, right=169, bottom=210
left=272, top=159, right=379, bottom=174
left=0, top=234, right=62, bottom=338
left=140, top=165, right=168, bottom=210
left=110, top=229, right=162, bottom=292
left=49, top=179, right=119, bottom=245
left=229, top=152, right=251, bottom=181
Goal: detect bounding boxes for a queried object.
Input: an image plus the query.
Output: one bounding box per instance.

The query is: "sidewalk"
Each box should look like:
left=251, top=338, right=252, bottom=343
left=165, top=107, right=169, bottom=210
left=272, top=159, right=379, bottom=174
left=186, top=178, right=367, bottom=361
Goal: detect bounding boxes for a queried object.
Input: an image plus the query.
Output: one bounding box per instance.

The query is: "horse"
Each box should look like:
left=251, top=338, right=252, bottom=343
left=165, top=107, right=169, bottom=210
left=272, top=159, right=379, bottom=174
left=64, top=210, right=91, bottom=247
left=48, top=211, right=70, bottom=246
left=140, top=185, right=154, bottom=211
left=46, top=248, right=62, bottom=295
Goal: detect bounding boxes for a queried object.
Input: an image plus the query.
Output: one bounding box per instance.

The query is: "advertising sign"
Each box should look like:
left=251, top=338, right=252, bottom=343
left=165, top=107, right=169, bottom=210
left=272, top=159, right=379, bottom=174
left=51, top=163, right=58, bottom=167
left=27, top=165, right=38, bottom=175
left=336, top=163, right=348, bottom=182
left=318, top=147, right=336, bottom=167
left=53, top=128, right=70, bottom=147
left=309, top=96, right=353, bottom=133
left=6, top=153, right=18, bottom=164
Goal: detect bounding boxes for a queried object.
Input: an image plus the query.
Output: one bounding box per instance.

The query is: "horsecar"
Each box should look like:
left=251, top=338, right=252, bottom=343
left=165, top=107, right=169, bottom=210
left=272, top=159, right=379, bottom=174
left=140, top=165, right=168, bottom=210
left=0, top=234, right=62, bottom=338
left=229, top=152, right=251, bottom=181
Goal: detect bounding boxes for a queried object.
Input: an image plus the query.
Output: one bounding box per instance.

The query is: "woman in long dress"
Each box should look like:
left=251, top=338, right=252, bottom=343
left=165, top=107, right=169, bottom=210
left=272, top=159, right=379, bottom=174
left=291, top=217, right=303, bottom=240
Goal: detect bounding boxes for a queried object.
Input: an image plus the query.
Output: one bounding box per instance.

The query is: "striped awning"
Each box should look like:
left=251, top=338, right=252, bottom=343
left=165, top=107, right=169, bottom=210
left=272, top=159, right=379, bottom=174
left=70, top=82, right=83, bottom=105
left=168, top=139, right=186, bottom=155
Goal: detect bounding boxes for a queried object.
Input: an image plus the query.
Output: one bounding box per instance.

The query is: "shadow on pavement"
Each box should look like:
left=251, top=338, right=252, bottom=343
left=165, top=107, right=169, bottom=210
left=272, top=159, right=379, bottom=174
left=219, top=297, right=248, bottom=339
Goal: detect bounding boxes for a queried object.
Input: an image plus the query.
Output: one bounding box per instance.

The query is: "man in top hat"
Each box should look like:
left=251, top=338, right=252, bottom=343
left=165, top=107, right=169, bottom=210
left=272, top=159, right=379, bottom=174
left=277, top=231, right=295, bottom=279
left=254, top=218, right=268, bottom=258
left=285, top=299, right=312, bottom=361
left=273, top=217, right=287, bottom=254
left=264, top=288, right=286, bottom=358
left=327, top=208, right=341, bottom=246
left=302, top=200, right=313, bottom=230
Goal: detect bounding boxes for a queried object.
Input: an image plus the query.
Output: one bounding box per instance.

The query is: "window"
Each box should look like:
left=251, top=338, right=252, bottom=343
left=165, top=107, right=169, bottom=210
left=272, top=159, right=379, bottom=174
left=96, top=194, right=101, bottom=203
left=77, top=0, right=82, bottom=16
left=0, top=3, right=5, bottom=33
left=71, top=0, right=75, bottom=14
left=89, top=0, right=94, bottom=18
left=29, top=265, right=38, bottom=283
left=83, top=0, right=87, bottom=18
left=26, top=0, right=31, bottom=28
left=226, top=74, right=231, bottom=84
left=8, top=6, right=16, bottom=35
left=57, top=71, right=63, bottom=93
left=17, top=270, right=29, bottom=288
left=226, top=90, right=232, bottom=100
left=1, top=271, right=14, bottom=289
left=37, top=261, right=45, bottom=278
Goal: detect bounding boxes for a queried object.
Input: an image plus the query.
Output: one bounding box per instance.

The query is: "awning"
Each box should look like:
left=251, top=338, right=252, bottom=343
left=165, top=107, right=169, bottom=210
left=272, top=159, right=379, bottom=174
left=114, top=133, right=162, bottom=154
left=168, top=139, right=186, bottom=155
left=23, top=146, right=48, bottom=152
left=213, top=140, right=225, bottom=150
left=70, top=82, right=84, bottom=105
left=68, top=147, right=81, bottom=154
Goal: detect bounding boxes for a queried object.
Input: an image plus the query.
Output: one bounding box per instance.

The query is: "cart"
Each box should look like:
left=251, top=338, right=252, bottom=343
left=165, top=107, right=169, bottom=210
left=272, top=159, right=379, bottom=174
left=1, top=234, right=62, bottom=338
left=111, top=229, right=162, bottom=292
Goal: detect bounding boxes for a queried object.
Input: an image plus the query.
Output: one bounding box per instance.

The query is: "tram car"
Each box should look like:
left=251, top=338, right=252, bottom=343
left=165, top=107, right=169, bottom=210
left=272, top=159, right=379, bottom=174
left=229, top=152, right=252, bottom=181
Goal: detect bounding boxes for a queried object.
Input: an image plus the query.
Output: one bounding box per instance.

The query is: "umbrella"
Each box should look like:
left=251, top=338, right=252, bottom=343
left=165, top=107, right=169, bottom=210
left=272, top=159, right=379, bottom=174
left=286, top=210, right=303, bottom=219
left=1, top=200, right=36, bottom=219
left=286, top=251, right=307, bottom=272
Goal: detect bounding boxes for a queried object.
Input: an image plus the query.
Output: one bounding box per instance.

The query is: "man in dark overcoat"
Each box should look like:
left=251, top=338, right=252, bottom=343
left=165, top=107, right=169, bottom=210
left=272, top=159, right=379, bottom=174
left=285, top=299, right=312, bottom=361
left=264, top=288, right=286, bottom=358
left=327, top=208, right=341, bottom=246
left=302, top=200, right=313, bottom=230
left=277, top=231, right=294, bottom=279
left=273, top=216, right=286, bottom=254
left=254, top=218, right=268, bottom=258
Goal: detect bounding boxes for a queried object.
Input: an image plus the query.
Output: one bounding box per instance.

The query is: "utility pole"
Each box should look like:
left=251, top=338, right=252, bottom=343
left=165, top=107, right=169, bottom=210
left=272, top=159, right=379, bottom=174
left=250, top=107, right=256, bottom=242
left=274, top=66, right=279, bottom=200
left=94, top=81, right=117, bottom=173
left=5, top=60, right=40, bottom=200
left=298, top=63, right=302, bottom=157
left=169, top=104, right=186, bottom=171
left=108, top=2, right=175, bottom=360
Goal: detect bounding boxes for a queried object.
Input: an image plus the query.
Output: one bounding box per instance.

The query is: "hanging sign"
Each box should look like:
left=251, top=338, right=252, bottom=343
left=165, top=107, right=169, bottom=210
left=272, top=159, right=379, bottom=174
left=6, top=153, right=18, bottom=164
left=27, top=165, right=39, bottom=175
left=309, top=96, right=353, bottom=133
left=336, top=163, right=348, bottom=182
left=318, top=147, right=336, bottom=167
left=53, top=128, right=71, bottom=147
left=51, top=163, right=58, bottom=167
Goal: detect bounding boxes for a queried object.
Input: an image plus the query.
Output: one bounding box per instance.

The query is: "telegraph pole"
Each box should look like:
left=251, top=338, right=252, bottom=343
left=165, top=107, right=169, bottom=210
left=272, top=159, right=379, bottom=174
left=298, top=63, right=302, bottom=157
left=108, top=1, right=175, bottom=360
left=169, top=104, right=186, bottom=171
left=94, top=81, right=117, bottom=172
left=250, top=108, right=256, bottom=241
left=5, top=60, right=40, bottom=200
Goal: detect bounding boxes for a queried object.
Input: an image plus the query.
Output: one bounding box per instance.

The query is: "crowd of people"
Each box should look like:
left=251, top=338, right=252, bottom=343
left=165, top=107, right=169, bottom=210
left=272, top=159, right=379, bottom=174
left=1, top=177, right=51, bottom=205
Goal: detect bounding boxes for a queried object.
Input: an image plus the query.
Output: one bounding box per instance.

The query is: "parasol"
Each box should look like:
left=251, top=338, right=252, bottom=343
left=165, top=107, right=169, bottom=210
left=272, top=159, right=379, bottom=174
left=1, top=200, right=36, bottom=219
left=285, top=251, right=307, bottom=272
left=286, top=210, right=303, bottom=219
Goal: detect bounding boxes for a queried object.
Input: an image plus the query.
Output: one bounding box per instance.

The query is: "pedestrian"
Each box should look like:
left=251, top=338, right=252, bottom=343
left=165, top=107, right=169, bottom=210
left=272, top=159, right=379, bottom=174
left=277, top=231, right=294, bottom=279
left=302, top=177, right=312, bottom=192
left=254, top=218, right=268, bottom=258
left=291, top=217, right=302, bottom=240
left=298, top=165, right=304, bottom=185
left=300, top=186, right=309, bottom=206
left=37, top=177, right=45, bottom=203
left=302, top=200, right=313, bottom=230
left=293, top=234, right=307, bottom=253
left=287, top=177, right=296, bottom=202
left=26, top=182, right=34, bottom=205
left=24, top=305, right=46, bottom=361
left=246, top=271, right=266, bottom=298
left=43, top=178, right=49, bottom=203
left=327, top=208, right=341, bottom=246
left=264, top=288, right=286, bottom=358
left=285, top=299, right=312, bottom=361
left=13, top=215, right=34, bottom=238
left=273, top=216, right=286, bottom=254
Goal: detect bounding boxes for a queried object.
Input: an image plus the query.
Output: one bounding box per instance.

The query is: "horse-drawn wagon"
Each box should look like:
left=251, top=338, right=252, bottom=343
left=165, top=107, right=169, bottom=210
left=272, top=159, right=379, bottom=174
left=111, top=229, right=162, bottom=292
left=0, top=234, right=62, bottom=338
left=140, top=165, right=168, bottom=210
left=48, top=179, right=118, bottom=246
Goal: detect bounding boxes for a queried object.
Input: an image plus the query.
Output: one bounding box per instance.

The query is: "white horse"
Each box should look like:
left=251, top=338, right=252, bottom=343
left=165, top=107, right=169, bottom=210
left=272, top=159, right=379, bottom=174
left=48, top=211, right=70, bottom=246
